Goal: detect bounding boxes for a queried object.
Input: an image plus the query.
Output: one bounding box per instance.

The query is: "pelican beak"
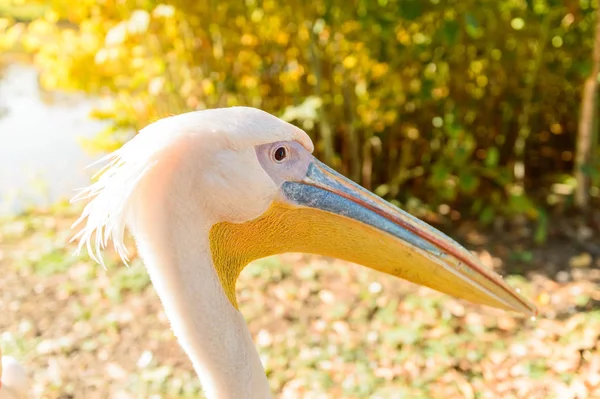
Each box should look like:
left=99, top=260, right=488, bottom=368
left=211, top=158, right=537, bottom=316
left=275, top=159, right=537, bottom=316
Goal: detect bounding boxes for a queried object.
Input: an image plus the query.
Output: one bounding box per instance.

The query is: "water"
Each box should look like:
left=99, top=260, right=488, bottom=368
left=0, top=63, right=112, bottom=215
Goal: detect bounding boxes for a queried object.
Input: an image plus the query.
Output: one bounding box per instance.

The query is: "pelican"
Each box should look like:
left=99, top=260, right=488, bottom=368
left=0, top=348, right=28, bottom=399
left=72, top=107, right=536, bottom=398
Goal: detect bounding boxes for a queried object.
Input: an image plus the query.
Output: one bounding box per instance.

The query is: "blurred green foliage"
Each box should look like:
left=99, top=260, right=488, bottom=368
left=1, top=0, right=599, bottom=224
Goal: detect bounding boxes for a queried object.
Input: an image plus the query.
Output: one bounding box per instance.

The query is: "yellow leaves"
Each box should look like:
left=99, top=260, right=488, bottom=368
left=342, top=55, right=357, bottom=69
left=250, top=8, right=264, bottom=23
left=511, top=17, right=525, bottom=31
left=357, top=101, right=383, bottom=127
left=0, top=17, right=11, bottom=31
left=355, top=80, right=367, bottom=97
left=341, top=20, right=361, bottom=34
left=267, top=14, right=281, bottom=31
left=279, top=60, right=304, bottom=93
left=262, top=0, right=277, bottom=12
left=79, top=18, right=103, bottom=36
left=279, top=60, right=305, bottom=84
left=396, top=27, right=411, bottom=45
left=383, top=110, right=397, bottom=125
left=11, top=0, right=587, bottom=231
left=317, top=27, right=330, bottom=43
left=148, top=76, right=164, bottom=96
left=39, top=70, right=58, bottom=89
left=259, top=84, right=271, bottom=97
left=468, top=60, right=488, bottom=93
left=552, top=36, right=563, bottom=48
left=131, top=45, right=145, bottom=58
left=561, top=13, right=575, bottom=29
left=83, top=124, right=130, bottom=154
left=373, top=121, right=385, bottom=133
left=333, top=93, right=343, bottom=106
left=186, top=95, right=200, bottom=109
left=79, top=30, right=100, bottom=50
left=127, top=10, right=150, bottom=35
left=201, top=79, right=215, bottom=96
left=405, top=125, right=420, bottom=140
left=44, top=9, right=60, bottom=24
left=104, top=22, right=127, bottom=46
left=432, top=86, right=449, bottom=100
left=234, top=15, right=246, bottom=28
left=152, top=4, right=175, bottom=19
left=356, top=104, right=372, bottom=124
left=0, top=21, right=25, bottom=50
left=409, top=78, right=421, bottom=93
left=470, top=60, right=484, bottom=75
left=241, top=33, right=259, bottom=47
left=551, top=123, right=563, bottom=134
left=212, top=35, right=224, bottom=60
left=298, top=25, right=309, bottom=42
left=275, top=32, right=289, bottom=46
left=104, top=10, right=150, bottom=47
left=476, top=75, right=488, bottom=87
left=413, top=32, right=428, bottom=45
left=179, top=78, right=195, bottom=98
left=371, top=63, right=388, bottom=79
left=94, top=48, right=118, bottom=64
left=241, top=75, right=259, bottom=89
left=285, top=47, right=300, bottom=59
left=237, top=50, right=260, bottom=66
left=26, top=18, right=54, bottom=36
left=130, top=56, right=145, bottom=69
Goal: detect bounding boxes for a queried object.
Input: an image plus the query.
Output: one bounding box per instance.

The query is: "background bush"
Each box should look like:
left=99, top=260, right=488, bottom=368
left=3, top=0, right=599, bottom=226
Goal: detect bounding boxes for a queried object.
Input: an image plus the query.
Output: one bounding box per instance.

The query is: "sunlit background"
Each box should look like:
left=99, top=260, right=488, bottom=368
left=0, top=0, right=599, bottom=398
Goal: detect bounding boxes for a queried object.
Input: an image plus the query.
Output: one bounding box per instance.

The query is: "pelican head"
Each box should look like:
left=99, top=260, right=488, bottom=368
left=72, top=106, right=535, bottom=398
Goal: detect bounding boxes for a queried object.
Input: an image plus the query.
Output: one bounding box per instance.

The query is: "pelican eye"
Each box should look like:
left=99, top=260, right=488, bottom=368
left=273, top=146, right=287, bottom=162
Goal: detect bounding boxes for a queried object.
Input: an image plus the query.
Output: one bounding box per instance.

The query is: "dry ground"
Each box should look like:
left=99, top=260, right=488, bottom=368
left=1, top=203, right=599, bottom=398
